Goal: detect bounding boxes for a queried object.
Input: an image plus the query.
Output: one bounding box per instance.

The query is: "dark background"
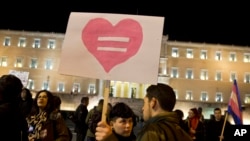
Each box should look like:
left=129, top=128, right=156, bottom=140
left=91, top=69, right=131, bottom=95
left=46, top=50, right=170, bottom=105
left=1, top=2, right=249, bottom=46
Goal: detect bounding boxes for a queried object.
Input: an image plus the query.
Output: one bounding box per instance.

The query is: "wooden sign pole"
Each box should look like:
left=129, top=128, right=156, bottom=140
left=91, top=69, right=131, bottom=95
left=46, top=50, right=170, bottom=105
left=101, top=80, right=110, bottom=122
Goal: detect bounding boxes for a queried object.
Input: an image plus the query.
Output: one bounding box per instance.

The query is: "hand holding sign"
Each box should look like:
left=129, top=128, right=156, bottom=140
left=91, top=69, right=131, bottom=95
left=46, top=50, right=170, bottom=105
left=59, top=12, right=164, bottom=140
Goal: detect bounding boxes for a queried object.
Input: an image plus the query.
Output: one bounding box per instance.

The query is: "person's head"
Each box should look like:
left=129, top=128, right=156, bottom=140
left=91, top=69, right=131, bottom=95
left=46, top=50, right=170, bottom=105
left=109, top=102, right=135, bottom=137
left=174, top=109, right=184, bottom=120
left=21, top=88, right=32, bottom=100
left=0, top=74, right=23, bottom=103
left=32, top=90, right=54, bottom=114
left=81, top=96, right=89, bottom=106
left=53, top=95, right=61, bottom=111
left=142, top=83, right=176, bottom=121
left=97, top=99, right=104, bottom=108
left=108, top=103, right=112, bottom=111
left=188, top=108, right=199, bottom=119
left=198, top=107, right=203, bottom=114
left=214, top=107, right=222, bottom=121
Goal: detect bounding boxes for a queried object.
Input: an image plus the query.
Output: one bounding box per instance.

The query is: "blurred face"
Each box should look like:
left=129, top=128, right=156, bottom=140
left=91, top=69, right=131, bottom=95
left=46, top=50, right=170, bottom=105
left=188, top=110, right=195, bottom=118
left=110, top=117, right=133, bottom=137
left=21, top=90, right=27, bottom=99
left=142, top=97, right=151, bottom=121
left=214, top=110, right=222, bottom=121
left=37, top=92, right=48, bottom=110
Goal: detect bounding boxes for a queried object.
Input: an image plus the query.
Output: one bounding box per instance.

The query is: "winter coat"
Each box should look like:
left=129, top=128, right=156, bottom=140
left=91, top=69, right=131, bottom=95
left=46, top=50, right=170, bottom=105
left=136, top=112, right=193, bottom=141
left=0, top=102, right=28, bottom=141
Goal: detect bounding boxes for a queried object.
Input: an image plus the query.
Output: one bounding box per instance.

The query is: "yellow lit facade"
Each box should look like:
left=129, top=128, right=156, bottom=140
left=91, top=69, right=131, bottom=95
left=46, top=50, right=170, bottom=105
left=0, top=30, right=99, bottom=96
left=162, top=37, right=250, bottom=105
left=1, top=30, right=250, bottom=105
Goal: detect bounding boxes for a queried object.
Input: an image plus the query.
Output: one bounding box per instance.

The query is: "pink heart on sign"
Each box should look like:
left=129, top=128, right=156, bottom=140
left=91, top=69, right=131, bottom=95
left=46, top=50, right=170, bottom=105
left=82, top=18, right=143, bottom=73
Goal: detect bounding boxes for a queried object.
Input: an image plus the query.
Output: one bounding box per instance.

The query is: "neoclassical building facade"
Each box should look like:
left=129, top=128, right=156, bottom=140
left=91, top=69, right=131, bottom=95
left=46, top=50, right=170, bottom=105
left=1, top=29, right=250, bottom=107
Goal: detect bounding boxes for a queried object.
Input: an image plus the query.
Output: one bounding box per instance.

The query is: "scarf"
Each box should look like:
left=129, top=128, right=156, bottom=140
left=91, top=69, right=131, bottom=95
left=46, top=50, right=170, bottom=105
left=188, top=117, right=199, bottom=139
left=27, top=111, right=47, bottom=139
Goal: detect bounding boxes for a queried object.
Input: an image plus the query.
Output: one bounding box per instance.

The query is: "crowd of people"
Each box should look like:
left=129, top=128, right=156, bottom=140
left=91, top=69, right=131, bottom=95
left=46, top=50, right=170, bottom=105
left=0, top=74, right=70, bottom=141
left=0, top=74, right=233, bottom=141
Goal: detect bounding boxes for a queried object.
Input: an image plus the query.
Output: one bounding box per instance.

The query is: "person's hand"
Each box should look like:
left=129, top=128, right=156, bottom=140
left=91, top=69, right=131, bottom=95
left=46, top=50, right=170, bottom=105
left=95, top=121, right=113, bottom=141
left=218, top=135, right=224, bottom=140
left=40, top=129, right=47, bottom=138
left=190, top=128, right=196, bottom=134
left=28, top=135, right=35, bottom=141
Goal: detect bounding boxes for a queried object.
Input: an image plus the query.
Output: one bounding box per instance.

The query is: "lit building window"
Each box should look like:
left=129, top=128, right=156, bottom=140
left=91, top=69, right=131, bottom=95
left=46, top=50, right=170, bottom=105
left=0, top=56, right=8, bottom=67
left=42, top=81, right=49, bottom=90
left=215, top=71, right=222, bottom=81
left=200, top=50, right=207, bottom=60
left=171, top=67, right=178, bottom=78
left=30, top=58, right=38, bottom=68
left=186, top=49, right=193, bottom=58
left=47, top=39, right=55, bottom=49
left=27, top=79, right=34, bottom=90
left=244, top=73, right=250, bottom=83
left=33, top=38, right=40, bottom=48
left=215, top=51, right=222, bottom=61
left=88, top=84, right=96, bottom=94
left=243, top=53, right=250, bottom=62
left=174, top=89, right=178, bottom=99
left=200, top=91, right=208, bottom=101
left=159, top=57, right=167, bottom=75
left=245, top=94, right=250, bottom=104
left=3, top=37, right=11, bottom=46
left=15, top=57, right=23, bottom=67
left=18, top=37, right=26, bottom=47
left=186, top=91, right=193, bottom=100
left=230, top=72, right=237, bottom=82
left=44, top=59, right=53, bottom=70
left=200, top=69, right=208, bottom=80
left=229, top=52, right=237, bottom=62
left=186, top=69, right=193, bottom=79
left=172, top=48, right=179, bottom=57
left=215, top=92, right=223, bottom=102
left=72, top=83, right=80, bottom=93
left=57, top=82, right=65, bottom=92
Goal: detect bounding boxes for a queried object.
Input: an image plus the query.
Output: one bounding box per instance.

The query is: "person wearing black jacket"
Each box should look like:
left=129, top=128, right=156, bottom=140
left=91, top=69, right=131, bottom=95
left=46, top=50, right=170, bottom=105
left=70, top=97, right=89, bottom=141
left=206, top=108, right=231, bottom=141
left=19, top=88, right=33, bottom=118
left=0, top=74, right=28, bottom=141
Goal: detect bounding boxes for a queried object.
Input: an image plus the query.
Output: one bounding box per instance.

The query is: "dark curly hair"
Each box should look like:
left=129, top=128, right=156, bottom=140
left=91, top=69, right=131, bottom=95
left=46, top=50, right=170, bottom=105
left=29, top=90, right=55, bottom=116
left=21, top=88, right=33, bottom=101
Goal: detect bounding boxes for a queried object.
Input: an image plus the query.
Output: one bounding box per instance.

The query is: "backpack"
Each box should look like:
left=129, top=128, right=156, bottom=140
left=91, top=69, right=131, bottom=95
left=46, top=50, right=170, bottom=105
left=88, top=107, right=102, bottom=133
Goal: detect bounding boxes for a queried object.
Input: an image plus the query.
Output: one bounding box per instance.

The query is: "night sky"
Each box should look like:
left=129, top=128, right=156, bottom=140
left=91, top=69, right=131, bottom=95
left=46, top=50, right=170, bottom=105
left=1, top=2, right=249, bottom=46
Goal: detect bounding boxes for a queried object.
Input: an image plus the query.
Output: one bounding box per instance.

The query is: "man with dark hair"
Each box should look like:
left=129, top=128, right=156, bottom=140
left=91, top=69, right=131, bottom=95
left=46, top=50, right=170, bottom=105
left=136, top=83, right=192, bottom=141
left=206, top=108, right=231, bottom=141
left=71, top=96, right=89, bottom=141
left=95, top=83, right=192, bottom=141
left=174, top=109, right=188, bottom=132
left=197, top=107, right=205, bottom=122
left=86, top=99, right=104, bottom=141
left=0, top=74, right=28, bottom=141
